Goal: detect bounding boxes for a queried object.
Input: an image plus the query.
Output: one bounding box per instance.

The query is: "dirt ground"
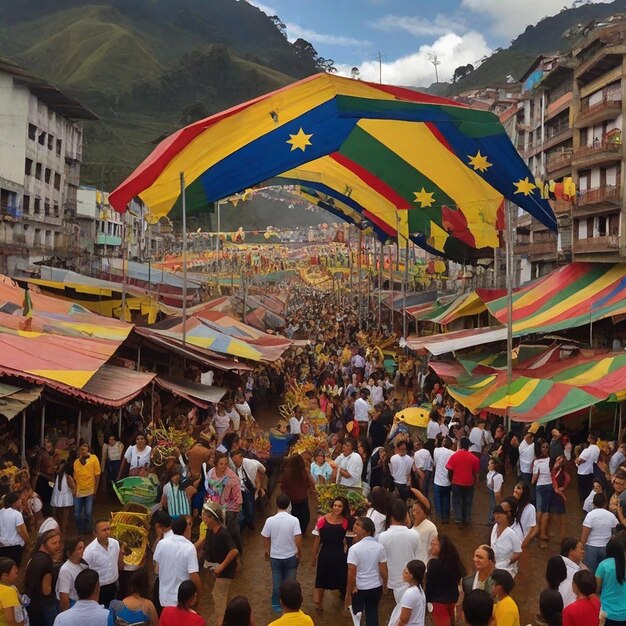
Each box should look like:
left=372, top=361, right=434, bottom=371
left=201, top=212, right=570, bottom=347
left=38, top=399, right=587, bottom=626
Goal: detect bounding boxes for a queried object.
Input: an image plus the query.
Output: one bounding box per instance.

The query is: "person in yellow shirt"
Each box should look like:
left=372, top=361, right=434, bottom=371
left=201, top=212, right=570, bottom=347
left=491, top=569, right=520, bottom=626
left=268, top=580, right=313, bottom=626
left=72, top=444, right=101, bottom=534
left=0, top=556, right=24, bottom=626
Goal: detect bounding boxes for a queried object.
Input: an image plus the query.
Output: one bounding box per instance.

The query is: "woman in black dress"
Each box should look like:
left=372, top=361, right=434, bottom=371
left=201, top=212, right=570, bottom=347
left=311, top=496, right=350, bottom=613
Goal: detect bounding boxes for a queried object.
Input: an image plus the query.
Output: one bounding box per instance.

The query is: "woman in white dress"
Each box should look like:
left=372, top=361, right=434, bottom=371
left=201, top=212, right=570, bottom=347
left=490, top=503, right=522, bottom=577
left=119, top=433, right=152, bottom=477
left=50, top=459, right=75, bottom=533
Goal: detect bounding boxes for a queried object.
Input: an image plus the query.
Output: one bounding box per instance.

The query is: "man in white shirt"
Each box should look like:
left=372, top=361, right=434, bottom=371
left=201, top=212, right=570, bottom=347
left=351, top=352, right=366, bottom=381
left=231, top=448, right=266, bottom=531
left=82, top=519, right=122, bottom=608
left=559, top=538, right=585, bottom=607
left=469, top=421, right=485, bottom=457
left=576, top=432, right=600, bottom=507
left=413, top=440, right=435, bottom=498
left=433, top=437, right=455, bottom=524
left=261, top=494, right=302, bottom=613
left=389, top=440, right=414, bottom=501
left=224, top=399, right=242, bottom=432
left=53, top=569, right=109, bottom=626
left=378, top=499, right=421, bottom=602
left=518, top=428, right=536, bottom=485
left=411, top=493, right=437, bottom=565
left=354, top=389, right=371, bottom=431
left=153, top=516, right=200, bottom=608
left=334, top=437, right=363, bottom=487
left=288, top=406, right=304, bottom=435
left=370, top=379, right=384, bottom=405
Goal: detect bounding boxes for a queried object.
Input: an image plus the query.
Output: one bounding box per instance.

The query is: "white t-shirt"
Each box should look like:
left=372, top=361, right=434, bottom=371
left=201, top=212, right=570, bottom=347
left=389, top=453, right=414, bottom=485
left=433, top=448, right=454, bottom=487
left=413, top=449, right=434, bottom=472
left=427, top=421, right=440, bottom=440
left=486, top=470, right=504, bottom=493
left=260, top=511, right=301, bottom=559
left=289, top=416, right=303, bottom=434
left=370, top=385, right=384, bottom=405
left=124, top=445, right=152, bottom=470
left=347, top=536, right=387, bottom=591
left=354, top=397, right=371, bottom=422
left=336, top=452, right=363, bottom=487
left=365, top=508, right=387, bottom=537
left=388, top=585, right=426, bottom=626
left=533, top=457, right=552, bottom=486
left=577, top=444, right=600, bottom=476
left=414, top=519, right=437, bottom=563
left=511, top=504, right=537, bottom=542
left=0, top=508, right=25, bottom=547
left=378, top=526, right=421, bottom=590
left=83, top=538, right=120, bottom=586
left=558, top=556, right=581, bottom=608
left=56, top=560, right=88, bottom=602
left=469, top=427, right=484, bottom=453
left=153, top=534, right=199, bottom=607
left=518, top=440, right=535, bottom=473
left=583, top=508, right=619, bottom=547
left=490, top=525, right=522, bottom=577
left=583, top=489, right=596, bottom=513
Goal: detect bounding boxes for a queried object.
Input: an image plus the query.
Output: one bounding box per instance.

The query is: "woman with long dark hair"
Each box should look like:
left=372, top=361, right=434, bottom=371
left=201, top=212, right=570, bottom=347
left=532, top=439, right=554, bottom=549
left=539, top=588, right=564, bottom=626
left=50, top=459, right=75, bottom=534
left=388, top=560, right=426, bottom=626
left=595, top=535, right=626, bottom=626
left=490, top=503, right=522, bottom=577
left=365, top=486, right=388, bottom=537
left=311, top=496, right=350, bottom=612
left=222, top=596, right=253, bottom=626
left=56, top=537, right=87, bottom=612
left=426, top=535, right=466, bottom=626
left=109, top=569, right=158, bottom=626
left=511, top=482, right=538, bottom=548
left=279, top=454, right=315, bottom=535
left=159, top=580, right=205, bottom=626
left=545, top=555, right=567, bottom=591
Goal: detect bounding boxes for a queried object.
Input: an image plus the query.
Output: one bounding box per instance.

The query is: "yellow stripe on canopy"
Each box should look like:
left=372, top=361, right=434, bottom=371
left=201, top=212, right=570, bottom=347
left=139, top=75, right=400, bottom=216
left=358, top=119, right=502, bottom=248
left=557, top=357, right=614, bottom=386
left=490, top=378, right=541, bottom=409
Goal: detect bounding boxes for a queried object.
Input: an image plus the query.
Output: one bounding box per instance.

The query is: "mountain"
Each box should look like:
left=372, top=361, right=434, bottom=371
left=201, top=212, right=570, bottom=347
left=446, top=0, right=626, bottom=94
left=0, top=0, right=321, bottom=190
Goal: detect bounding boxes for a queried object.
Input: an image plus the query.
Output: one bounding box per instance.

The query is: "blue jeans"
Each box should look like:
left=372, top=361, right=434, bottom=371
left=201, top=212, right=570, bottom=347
left=488, top=489, right=496, bottom=524
left=239, top=490, right=255, bottom=530
left=270, top=555, right=299, bottom=609
left=451, top=484, right=474, bottom=524
left=585, top=544, right=605, bottom=574
left=434, top=484, right=451, bottom=521
left=74, top=494, right=93, bottom=534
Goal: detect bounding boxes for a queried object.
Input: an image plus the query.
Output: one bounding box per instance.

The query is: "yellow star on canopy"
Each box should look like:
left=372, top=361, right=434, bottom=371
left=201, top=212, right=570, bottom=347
left=413, top=188, right=436, bottom=208
left=513, top=177, right=537, bottom=196
left=286, top=128, right=313, bottom=152
left=468, top=150, right=492, bottom=173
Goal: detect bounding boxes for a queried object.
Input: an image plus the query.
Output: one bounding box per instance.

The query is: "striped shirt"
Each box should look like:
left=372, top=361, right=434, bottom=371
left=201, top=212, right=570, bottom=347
left=163, top=482, right=190, bottom=518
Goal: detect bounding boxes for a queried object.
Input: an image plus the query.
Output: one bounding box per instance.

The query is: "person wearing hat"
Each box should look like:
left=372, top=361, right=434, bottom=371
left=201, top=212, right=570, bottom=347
left=196, top=502, right=239, bottom=626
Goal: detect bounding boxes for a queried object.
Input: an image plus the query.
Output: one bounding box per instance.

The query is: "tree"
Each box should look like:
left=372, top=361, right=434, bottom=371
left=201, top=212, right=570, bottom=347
left=268, top=15, right=287, bottom=37
left=317, top=57, right=337, bottom=73
left=292, top=38, right=318, bottom=60
left=452, top=63, right=475, bottom=83
left=178, top=101, right=210, bottom=127
left=427, top=52, right=441, bottom=83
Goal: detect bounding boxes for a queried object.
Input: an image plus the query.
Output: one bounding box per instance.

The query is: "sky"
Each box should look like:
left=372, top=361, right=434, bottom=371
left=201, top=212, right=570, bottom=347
left=245, top=0, right=615, bottom=86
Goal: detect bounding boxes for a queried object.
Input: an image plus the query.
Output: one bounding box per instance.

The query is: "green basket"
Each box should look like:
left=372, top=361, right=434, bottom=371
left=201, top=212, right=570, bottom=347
left=113, top=476, right=158, bottom=506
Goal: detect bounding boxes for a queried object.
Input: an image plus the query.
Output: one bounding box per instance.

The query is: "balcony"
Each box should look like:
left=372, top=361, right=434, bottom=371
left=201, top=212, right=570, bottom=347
left=574, top=235, right=620, bottom=253
left=572, top=140, right=622, bottom=167
left=574, top=96, right=622, bottom=128
left=527, top=240, right=558, bottom=257
left=580, top=185, right=622, bottom=206
left=523, top=127, right=573, bottom=158
left=546, top=151, right=572, bottom=174
left=96, top=233, right=122, bottom=247
left=551, top=198, right=573, bottom=215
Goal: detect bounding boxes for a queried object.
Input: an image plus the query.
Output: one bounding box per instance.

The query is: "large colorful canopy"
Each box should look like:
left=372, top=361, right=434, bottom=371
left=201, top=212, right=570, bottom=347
left=109, top=73, right=556, bottom=259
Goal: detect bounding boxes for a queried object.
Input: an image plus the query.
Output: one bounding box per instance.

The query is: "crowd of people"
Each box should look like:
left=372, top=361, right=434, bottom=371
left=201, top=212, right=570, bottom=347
left=0, top=287, right=625, bottom=626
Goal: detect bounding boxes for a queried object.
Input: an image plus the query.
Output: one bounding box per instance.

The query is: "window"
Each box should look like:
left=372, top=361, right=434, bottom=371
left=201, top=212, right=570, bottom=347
left=35, top=163, right=42, bottom=180
left=25, top=158, right=33, bottom=176
left=54, top=173, right=61, bottom=190
left=56, top=139, right=62, bottom=156
left=44, top=201, right=50, bottom=216
left=53, top=204, right=59, bottom=217
left=38, top=131, right=46, bottom=146
left=23, top=195, right=30, bottom=213
left=47, top=134, right=53, bottom=150
left=34, top=198, right=40, bottom=214
left=44, top=168, right=51, bottom=184
left=28, top=124, right=36, bottom=140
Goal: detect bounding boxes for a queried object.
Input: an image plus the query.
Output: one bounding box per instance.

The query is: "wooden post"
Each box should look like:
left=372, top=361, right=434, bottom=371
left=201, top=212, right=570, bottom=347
left=40, top=400, right=46, bottom=447
left=118, top=407, right=123, bottom=439
left=21, top=410, right=26, bottom=468
left=77, top=409, right=82, bottom=446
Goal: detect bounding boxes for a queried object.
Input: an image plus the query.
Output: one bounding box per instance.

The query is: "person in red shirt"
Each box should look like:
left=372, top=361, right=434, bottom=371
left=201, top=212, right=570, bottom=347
left=445, top=437, right=480, bottom=527
left=159, top=580, right=205, bottom=626
left=562, top=570, right=600, bottom=626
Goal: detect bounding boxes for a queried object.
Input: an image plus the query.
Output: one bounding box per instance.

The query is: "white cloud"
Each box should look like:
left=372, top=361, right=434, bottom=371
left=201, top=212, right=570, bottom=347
left=336, top=31, right=491, bottom=87
left=244, top=0, right=277, bottom=16
left=461, top=0, right=613, bottom=38
left=371, top=13, right=467, bottom=37
left=285, top=23, right=370, bottom=47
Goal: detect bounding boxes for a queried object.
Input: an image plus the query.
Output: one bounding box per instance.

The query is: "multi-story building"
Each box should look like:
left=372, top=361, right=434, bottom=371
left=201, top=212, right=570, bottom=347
left=514, top=14, right=626, bottom=277
left=0, top=58, right=97, bottom=274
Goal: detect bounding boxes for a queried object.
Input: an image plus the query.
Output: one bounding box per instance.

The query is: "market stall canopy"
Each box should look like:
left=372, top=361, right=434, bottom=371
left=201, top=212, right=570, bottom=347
left=414, top=291, right=486, bottom=325
left=109, top=73, right=556, bottom=260
left=406, top=327, right=507, bottom=355
left=446, top=351, right=626, bottom=423
left=155, top=376, right=227, bottom=408
left=0, top=276, right=132, bottom=388
left=0, top=383, right=43, bottom=420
